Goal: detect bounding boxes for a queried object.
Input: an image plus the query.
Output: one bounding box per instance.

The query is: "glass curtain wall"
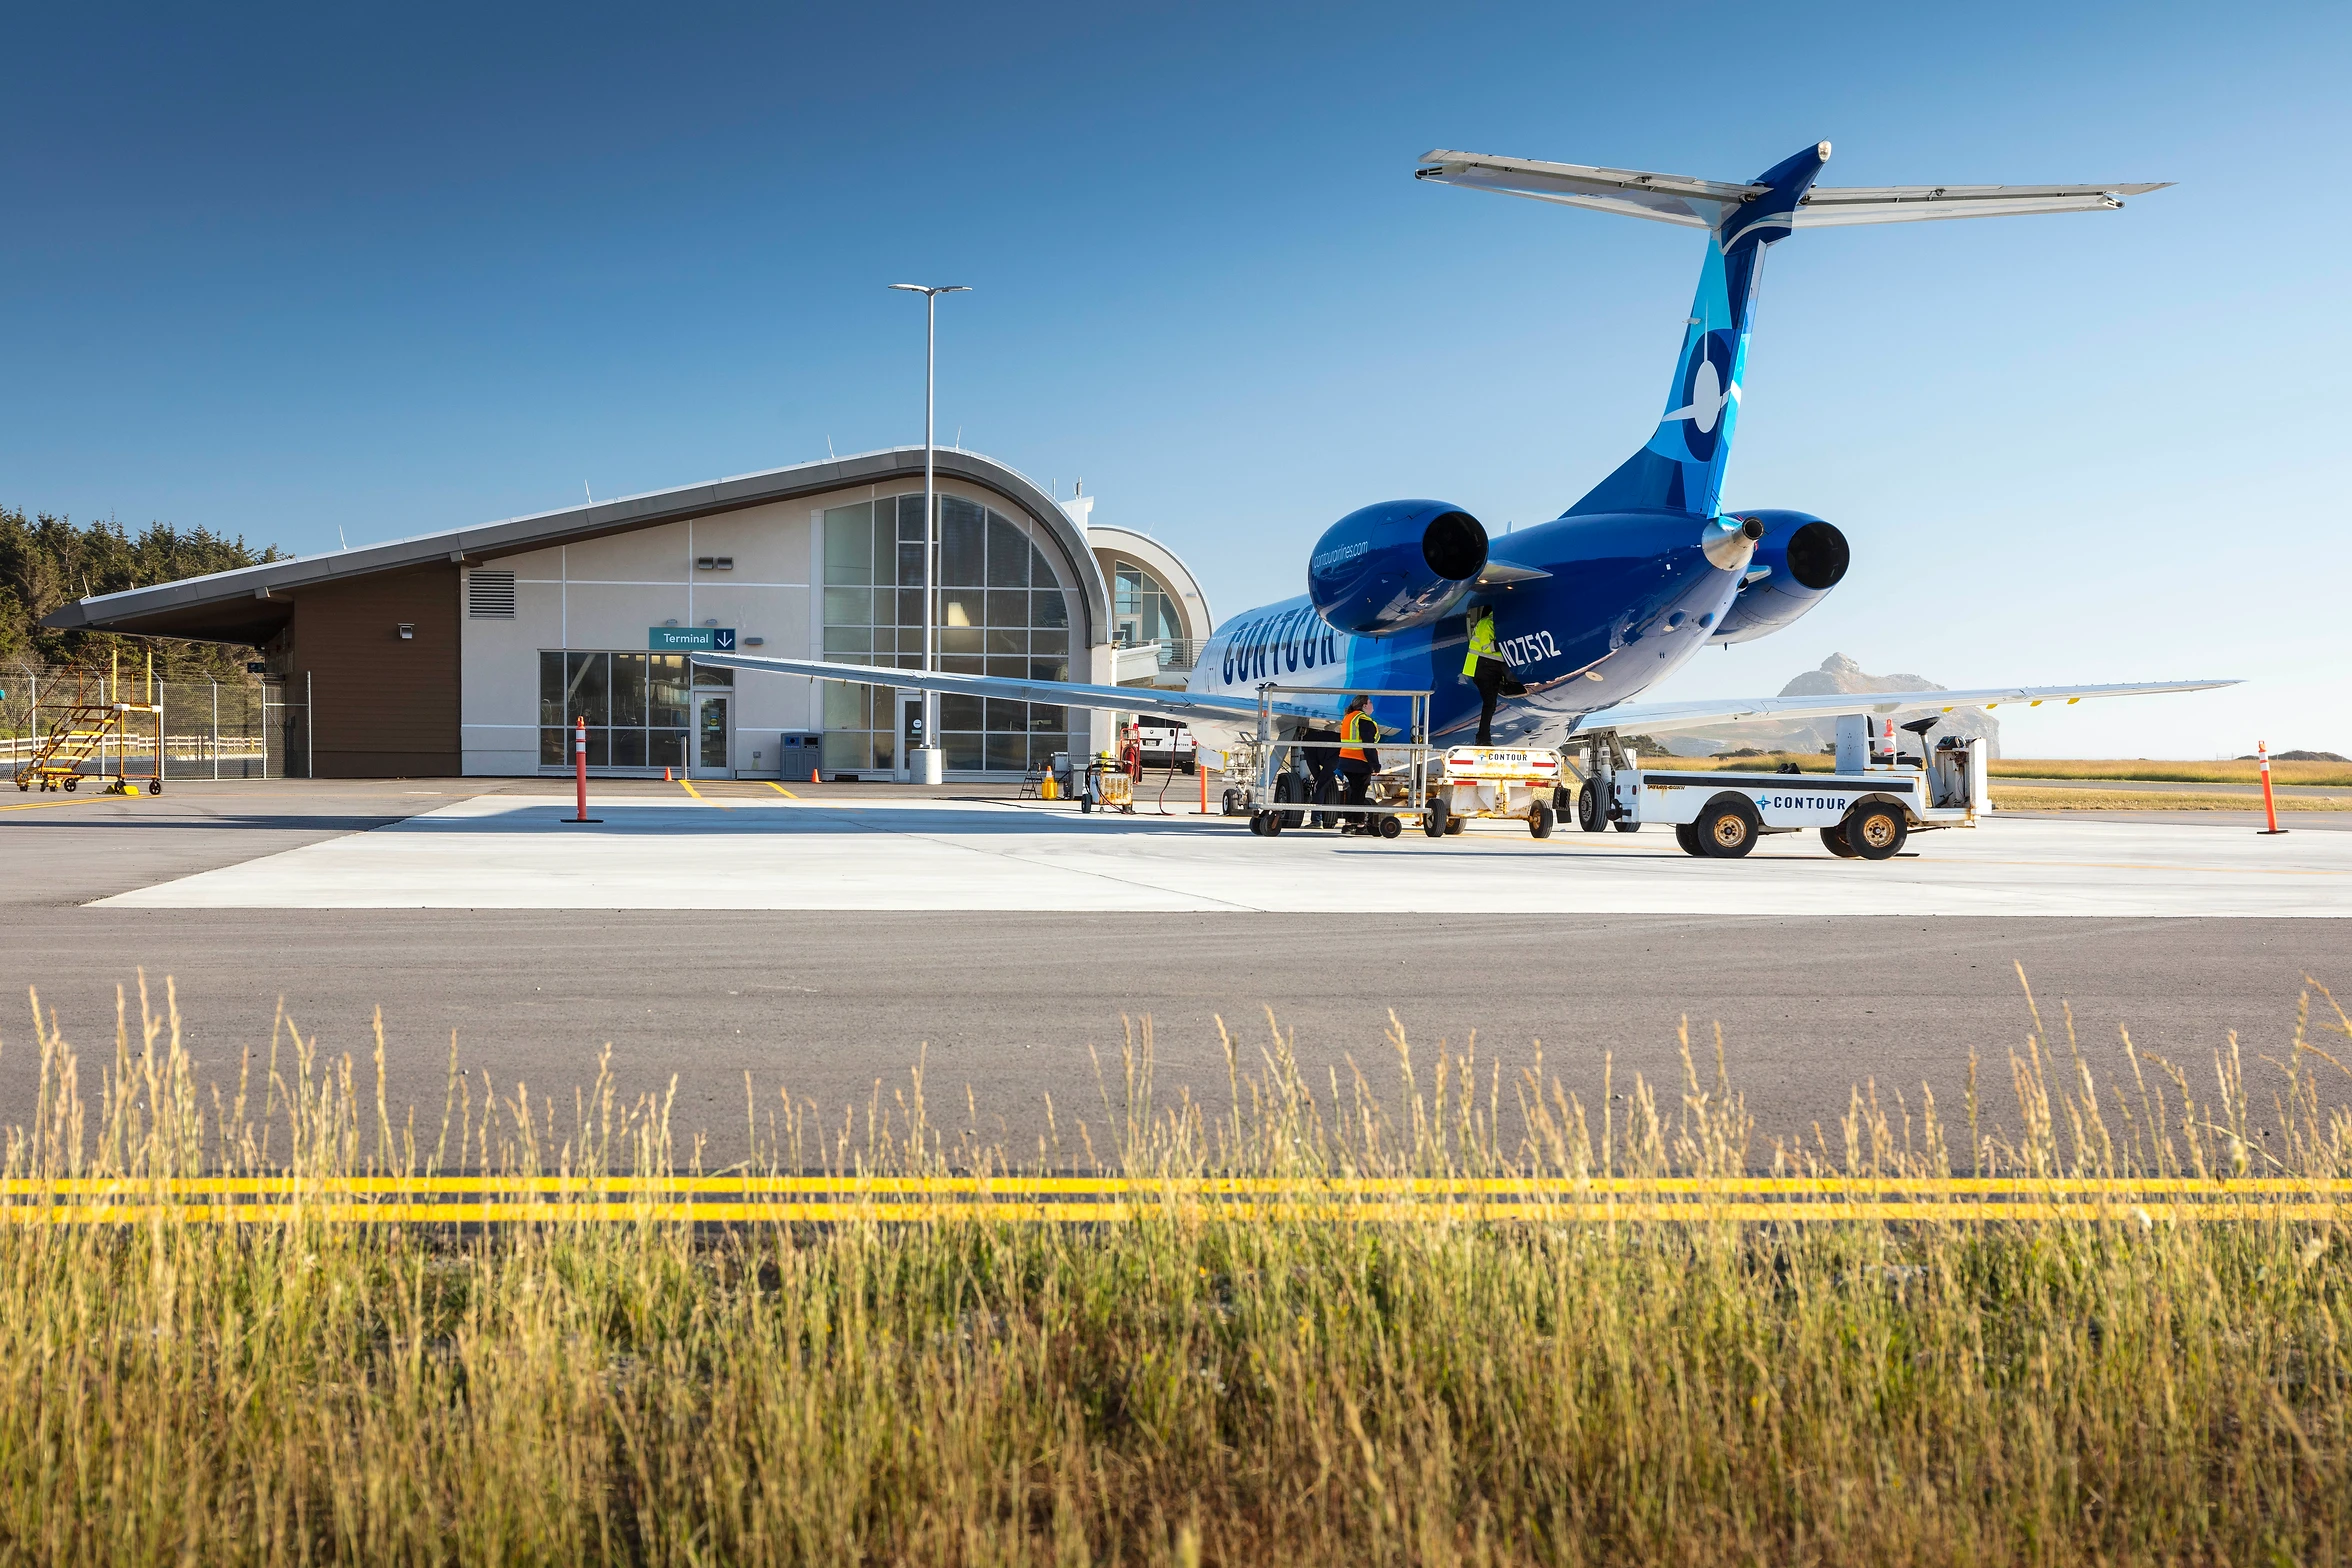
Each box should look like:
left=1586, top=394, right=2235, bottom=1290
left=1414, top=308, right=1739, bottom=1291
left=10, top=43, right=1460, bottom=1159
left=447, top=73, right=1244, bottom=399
left=1110, top=561, right=1184, bottom=646
left=539, top=652, right=729, bottom=768
left=821, top=495, right=1079, bottom=773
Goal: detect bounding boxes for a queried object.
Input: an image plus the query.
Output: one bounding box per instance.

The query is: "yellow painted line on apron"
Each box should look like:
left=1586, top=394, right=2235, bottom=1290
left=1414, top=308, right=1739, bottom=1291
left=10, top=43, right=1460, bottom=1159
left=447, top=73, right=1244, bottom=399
left=765, top=781, right=798, bottom=799
left=677, top=780, right=703, bottom=800
left=0, top=795, right=117, bottom=814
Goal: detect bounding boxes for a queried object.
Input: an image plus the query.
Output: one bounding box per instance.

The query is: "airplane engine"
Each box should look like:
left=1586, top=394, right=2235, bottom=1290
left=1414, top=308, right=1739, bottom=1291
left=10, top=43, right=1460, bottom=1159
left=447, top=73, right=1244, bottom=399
left=1708, top=510, right=1849, bottom=645
left=1307, top=499, right=1489, bottom=637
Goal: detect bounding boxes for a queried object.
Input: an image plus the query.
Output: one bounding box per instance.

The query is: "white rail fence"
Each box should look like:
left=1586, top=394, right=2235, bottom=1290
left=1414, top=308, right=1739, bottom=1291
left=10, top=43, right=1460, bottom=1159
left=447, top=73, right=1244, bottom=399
left=0, top=670, right=311, bottom=781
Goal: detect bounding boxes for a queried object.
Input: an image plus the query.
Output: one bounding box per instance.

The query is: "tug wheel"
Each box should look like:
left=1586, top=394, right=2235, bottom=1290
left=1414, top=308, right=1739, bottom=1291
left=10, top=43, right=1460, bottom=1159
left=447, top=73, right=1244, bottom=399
left=1377, top=813, right=1402, bottom=840
left=1576, top=780, right=1606, bottom=833
left=1697, top=800, right=1758, bottom=859
left=1844, top=804, right=1907, bottom=861
left=1820, top=824, right=1860, bottom=859
left=64, top=776, right=79, bottom=793
left=1674, top=822, right=1705, bottom=857
left=1445, top=814, right=1465, bottom=835
left=1529, top=802, right=1555, bottom=839
left=1423, top=797, right=1449, bottom=839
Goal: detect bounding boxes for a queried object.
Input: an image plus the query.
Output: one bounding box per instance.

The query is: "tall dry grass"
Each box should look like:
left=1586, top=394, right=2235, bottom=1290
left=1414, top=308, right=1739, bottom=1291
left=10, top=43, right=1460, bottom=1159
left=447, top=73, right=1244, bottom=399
left=1, top=974, right=2350, bottom=1566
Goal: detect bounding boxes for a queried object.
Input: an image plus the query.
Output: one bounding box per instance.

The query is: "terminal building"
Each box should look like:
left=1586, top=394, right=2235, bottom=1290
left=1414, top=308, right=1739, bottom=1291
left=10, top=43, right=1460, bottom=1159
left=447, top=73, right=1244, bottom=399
left=45, top=448, right=1214, bottom=781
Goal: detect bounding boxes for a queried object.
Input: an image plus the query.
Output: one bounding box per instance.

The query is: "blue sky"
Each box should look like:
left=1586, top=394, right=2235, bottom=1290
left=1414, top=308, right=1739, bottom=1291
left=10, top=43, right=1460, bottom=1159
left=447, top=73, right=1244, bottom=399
left=5, top=2, right=2344, bottom=756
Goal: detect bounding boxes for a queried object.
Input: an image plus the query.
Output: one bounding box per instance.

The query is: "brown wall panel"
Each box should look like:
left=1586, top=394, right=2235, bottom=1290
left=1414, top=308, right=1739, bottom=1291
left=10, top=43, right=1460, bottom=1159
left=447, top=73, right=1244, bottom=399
left=289, top=566, right=461, bottom=776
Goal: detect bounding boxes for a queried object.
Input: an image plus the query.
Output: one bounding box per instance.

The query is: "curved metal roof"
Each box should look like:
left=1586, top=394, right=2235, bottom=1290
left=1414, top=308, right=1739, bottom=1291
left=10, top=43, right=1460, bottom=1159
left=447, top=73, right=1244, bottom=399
left=42, top=447, right=1114, bottom=647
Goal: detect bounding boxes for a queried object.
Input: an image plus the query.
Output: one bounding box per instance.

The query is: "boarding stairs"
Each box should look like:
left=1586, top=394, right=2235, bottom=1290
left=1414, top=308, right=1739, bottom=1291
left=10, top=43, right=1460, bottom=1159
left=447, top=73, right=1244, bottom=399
left=12, top=700, right=164, bottom=794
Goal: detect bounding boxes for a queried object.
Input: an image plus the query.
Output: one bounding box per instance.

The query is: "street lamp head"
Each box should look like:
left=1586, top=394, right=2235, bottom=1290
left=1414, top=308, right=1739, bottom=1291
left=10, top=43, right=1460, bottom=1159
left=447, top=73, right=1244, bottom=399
left=888, top=283, right=973, bottom=296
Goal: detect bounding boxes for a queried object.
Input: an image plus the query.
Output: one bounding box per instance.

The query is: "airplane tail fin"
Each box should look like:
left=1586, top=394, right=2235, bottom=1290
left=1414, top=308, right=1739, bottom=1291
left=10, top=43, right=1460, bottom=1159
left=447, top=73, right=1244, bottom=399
left=1561, top=143, right=1828, bottom=517
left=1414, top=144, right=2167, bottom=518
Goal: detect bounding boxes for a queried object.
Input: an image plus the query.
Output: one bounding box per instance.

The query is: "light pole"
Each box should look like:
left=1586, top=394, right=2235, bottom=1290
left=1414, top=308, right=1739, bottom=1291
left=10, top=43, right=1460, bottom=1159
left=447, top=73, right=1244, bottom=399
left=887, top=282, right=969, bottom=786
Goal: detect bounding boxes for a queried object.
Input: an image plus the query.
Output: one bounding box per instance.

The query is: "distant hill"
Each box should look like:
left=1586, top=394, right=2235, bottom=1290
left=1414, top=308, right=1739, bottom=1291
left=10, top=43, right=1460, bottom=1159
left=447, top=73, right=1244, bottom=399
left=1664, top=653, right=2000, bottom=758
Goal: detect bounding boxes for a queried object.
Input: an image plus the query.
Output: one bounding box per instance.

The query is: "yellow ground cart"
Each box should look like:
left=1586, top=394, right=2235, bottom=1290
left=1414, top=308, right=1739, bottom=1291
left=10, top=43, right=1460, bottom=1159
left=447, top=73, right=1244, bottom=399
left=1422, top=745, right=1563, bottom=838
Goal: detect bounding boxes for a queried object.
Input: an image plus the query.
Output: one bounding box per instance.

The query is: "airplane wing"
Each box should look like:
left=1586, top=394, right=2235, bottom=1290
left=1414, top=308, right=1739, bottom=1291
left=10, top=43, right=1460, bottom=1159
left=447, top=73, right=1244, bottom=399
left=1793, top=181, right=2171, bottom=227
left=1566, top=678, right=2239, bottom=738
left=689, top=651, right=1334, bottom=726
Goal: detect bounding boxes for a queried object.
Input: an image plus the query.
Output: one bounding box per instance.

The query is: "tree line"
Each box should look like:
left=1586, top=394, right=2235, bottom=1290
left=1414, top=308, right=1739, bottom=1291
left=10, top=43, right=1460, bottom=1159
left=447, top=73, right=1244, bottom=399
left=0, top=507, right=280, bottom=681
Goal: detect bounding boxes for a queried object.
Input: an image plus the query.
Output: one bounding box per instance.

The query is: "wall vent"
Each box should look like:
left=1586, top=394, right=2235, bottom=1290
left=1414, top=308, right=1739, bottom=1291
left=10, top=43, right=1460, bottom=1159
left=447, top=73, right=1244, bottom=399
left=466, top=569, right=516, bottom=619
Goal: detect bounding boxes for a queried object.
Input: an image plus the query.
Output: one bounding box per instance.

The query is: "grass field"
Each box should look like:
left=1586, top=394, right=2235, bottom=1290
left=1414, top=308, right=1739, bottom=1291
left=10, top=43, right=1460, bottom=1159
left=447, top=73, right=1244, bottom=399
left=4, top=977, right=2351, bottom=1565
left=1991, top=786, right=2352, bottom=812
left=1638, top=753, right=2352, bottom=787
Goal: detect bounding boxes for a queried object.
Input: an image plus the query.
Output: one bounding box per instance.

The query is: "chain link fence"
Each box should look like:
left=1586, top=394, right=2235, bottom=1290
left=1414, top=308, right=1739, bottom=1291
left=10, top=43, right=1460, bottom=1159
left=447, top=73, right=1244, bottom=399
left=1, top=666, right=311, bottom=781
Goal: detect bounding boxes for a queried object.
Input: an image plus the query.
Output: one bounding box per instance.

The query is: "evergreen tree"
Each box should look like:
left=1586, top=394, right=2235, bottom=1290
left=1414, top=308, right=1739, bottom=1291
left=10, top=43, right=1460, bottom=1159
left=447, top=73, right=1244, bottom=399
left=0, top=508, right=282, bottom=680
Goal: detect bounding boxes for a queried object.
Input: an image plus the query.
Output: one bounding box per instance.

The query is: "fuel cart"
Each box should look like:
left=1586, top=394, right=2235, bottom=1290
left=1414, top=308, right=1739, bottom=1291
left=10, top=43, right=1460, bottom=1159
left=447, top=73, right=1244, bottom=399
left=1223, top=684, right=1432, bottom=841
left=1595, top=731, right=1992, bottom=860
left=1422, top=746, right=1563, bottom=838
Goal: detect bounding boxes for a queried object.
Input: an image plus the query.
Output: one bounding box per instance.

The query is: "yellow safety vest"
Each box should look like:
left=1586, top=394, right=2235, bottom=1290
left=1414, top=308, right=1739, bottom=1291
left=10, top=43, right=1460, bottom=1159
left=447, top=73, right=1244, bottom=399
left=1339, top=709, right=1378, bottom=762
left=1462, top=614, right=1498, bottom=676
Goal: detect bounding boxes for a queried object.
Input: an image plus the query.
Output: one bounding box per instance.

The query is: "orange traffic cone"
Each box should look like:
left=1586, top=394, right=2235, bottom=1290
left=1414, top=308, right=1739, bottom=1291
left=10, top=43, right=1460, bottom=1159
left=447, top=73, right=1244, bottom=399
left=810, top=768, right=820, bottom=784
left=663, top=767, right=672, bottom=782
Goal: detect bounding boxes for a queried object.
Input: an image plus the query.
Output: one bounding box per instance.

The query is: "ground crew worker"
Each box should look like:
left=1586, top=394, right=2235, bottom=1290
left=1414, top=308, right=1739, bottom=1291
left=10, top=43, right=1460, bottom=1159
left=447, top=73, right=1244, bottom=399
left=1464, top=604, right=1506, bottom=747
left=1335, top=694, right=1380, bottom=833
left=1299, top=724, right=1339, bottom=829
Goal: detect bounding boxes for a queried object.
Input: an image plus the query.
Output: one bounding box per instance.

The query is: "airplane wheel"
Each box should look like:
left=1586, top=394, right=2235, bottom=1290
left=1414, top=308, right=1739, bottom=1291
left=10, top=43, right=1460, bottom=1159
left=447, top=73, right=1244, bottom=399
left=1844, top=804, right=1907, bottom=861
left=1697, top=800, right=1758, bottom=859
left=1377, top=814, right=1402, bottom=840
left=1424, top=797, right=1449, bottom=838
left=1577, top=780, right=1606, bottom=833
left=1674, top=822, right=1706, bottom=856
left=1273, top=772, right=1304, bottom=830
left=1820, top=824, right=1860, bottom=859
left=1222, top=788, right=1243, bottom=816
left=1529, top=802, right=1554, bottom=839
left=1081, top=794, right=1093, bottom=814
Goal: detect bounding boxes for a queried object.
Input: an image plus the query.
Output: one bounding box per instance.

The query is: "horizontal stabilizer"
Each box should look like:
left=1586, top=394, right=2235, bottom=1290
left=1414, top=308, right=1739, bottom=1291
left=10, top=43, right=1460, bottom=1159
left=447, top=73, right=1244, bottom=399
left=1794, top=181, right=2171, bottom=227
left=1416, top=150, right=1761, bottom=228
left=691, top=651, right=1324, bottom=725
left=1568, top=678, right=2239, bottom=738
left=1418, top=149, right=2168, bottom=230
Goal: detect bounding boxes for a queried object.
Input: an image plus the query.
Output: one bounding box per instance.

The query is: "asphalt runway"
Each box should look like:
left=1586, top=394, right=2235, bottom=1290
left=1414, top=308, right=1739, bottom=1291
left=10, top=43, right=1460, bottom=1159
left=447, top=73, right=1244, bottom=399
left=3, top=780, right=2344, bottom=1167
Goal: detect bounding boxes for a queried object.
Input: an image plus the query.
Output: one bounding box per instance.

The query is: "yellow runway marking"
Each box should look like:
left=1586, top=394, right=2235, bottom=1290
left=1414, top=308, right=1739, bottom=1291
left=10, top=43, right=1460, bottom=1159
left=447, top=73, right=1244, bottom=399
left=6, top=1175, right=2345, bottom=1226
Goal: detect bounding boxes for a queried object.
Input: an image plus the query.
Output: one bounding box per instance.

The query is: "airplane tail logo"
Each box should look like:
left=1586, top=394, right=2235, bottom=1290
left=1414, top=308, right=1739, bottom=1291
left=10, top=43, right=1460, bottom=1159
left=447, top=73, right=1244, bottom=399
left=1569, top=143, right=1829, bottom=517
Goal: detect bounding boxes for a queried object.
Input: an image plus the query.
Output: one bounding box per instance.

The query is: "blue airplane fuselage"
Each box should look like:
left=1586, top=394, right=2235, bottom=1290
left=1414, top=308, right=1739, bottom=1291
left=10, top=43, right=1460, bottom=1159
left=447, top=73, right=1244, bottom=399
left=1190, top=508, right=1746, bottom=747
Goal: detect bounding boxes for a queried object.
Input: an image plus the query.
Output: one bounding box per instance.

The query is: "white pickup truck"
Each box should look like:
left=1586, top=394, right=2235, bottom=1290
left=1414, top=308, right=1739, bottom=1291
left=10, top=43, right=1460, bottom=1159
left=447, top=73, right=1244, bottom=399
left=1603, top=737, right=1991, bottom=860
left=1132, top=719, right=1197, bottom=774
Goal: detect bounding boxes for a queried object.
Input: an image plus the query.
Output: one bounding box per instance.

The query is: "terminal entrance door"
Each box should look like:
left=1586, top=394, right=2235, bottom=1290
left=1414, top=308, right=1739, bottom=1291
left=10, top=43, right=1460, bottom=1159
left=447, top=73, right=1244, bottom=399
left=692, top=692, right=732, bottom=779
left=891, top=692, right=925, bottom=782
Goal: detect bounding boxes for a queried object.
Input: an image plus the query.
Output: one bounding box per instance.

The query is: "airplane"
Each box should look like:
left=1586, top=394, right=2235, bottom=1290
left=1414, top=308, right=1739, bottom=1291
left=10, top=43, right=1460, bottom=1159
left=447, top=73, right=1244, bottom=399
left=701, top=141, right=2232, bottom=804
